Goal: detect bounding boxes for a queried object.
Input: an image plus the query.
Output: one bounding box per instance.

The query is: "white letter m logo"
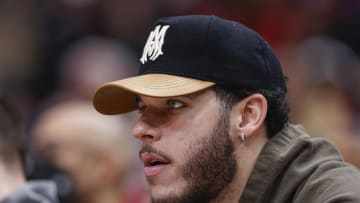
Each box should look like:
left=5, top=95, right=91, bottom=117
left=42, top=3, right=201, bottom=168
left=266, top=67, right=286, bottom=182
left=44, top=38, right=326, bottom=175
left=140, top=25, right=170, bottom=64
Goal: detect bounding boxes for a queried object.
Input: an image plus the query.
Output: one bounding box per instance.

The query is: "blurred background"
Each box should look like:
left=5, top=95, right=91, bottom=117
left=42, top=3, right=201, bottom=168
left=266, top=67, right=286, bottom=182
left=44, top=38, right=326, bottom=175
left=0, top=0, right=360, bottom=202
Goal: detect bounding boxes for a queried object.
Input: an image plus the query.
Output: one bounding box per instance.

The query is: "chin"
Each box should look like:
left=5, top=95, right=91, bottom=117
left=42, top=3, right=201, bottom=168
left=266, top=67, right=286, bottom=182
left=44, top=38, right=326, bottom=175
left=149, top=180, right=187, bottom=203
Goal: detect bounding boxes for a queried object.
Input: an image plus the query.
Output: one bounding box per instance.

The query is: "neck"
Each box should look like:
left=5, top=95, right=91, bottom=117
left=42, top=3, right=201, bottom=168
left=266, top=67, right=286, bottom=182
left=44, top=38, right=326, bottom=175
left=0, top=159, right=26, bottom=200
left=211, top=128, right=269, bottom=203
left=209, top=173, right=244, bottom=203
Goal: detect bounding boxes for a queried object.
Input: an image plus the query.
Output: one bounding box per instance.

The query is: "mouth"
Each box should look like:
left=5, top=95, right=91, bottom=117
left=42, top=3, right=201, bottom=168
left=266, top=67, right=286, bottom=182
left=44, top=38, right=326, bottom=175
left=141, top=152, right=171, bottom=177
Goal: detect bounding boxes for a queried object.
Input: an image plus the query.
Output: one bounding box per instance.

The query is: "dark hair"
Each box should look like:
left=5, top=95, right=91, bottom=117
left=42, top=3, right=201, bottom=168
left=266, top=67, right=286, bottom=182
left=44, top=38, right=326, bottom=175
left=0, top=96, right=25, bottom=166
left=213, top=86, right=290, bottom=138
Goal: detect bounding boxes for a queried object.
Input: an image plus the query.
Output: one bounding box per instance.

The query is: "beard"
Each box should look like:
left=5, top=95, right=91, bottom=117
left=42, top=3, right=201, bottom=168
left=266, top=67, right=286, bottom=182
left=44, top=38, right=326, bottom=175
left=151, top=110, right=237, bottom=203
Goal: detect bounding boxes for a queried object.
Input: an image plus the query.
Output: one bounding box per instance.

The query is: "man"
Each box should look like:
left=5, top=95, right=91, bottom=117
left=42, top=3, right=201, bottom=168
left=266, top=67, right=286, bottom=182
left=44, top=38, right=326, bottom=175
left=0, top=96, right=58, bottom=203
left=31, top=100, right=149, bottom=203
left=93, top=15, right=360, bottom=203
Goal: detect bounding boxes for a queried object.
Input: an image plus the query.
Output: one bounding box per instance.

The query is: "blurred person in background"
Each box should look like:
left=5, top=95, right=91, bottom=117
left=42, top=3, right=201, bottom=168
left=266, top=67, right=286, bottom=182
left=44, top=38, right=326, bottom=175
left=281, top=36, right=360, bottom=168
left=0, top=96, right=58, bottom=203
left=97, top=0, right=158, bottom=52
left=30, top=100, right=149, bottom=203
left=52, top=36, right=138, bottom=101
left=25, top=36, right=148, bottom=203
left=0, top=0, right=43, bottom=116
left=192, top=0, right=337, bottom=47
left=297, top=83, right=360, bottom=168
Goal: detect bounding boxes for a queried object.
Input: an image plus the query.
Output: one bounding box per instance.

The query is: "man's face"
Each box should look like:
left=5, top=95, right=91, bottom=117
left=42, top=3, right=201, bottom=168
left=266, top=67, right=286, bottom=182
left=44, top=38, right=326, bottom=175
left=133, top=89, right=237, bottom=203
left=36, top=139, right=105, bottom=195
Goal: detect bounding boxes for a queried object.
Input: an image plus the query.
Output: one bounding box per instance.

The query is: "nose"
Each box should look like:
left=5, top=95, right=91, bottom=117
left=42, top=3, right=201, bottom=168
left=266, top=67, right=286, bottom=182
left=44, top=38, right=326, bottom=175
left=132, top=114, right=161, bottom=143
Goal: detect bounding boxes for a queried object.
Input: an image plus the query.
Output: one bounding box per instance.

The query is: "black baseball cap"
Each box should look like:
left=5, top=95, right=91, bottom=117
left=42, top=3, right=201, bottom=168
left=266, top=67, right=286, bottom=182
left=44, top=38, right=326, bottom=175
left=93, top=15, right=286, bottom=115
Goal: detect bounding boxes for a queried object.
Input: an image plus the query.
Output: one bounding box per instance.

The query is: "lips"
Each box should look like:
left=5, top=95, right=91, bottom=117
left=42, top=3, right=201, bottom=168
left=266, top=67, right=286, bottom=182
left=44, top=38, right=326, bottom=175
left=140, top=152, right=170, bottom=176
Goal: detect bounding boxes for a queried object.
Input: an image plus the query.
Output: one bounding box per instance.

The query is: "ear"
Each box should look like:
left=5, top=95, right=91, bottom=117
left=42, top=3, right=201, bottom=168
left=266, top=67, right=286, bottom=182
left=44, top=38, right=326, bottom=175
left=230, top=93, right=267, bottom=141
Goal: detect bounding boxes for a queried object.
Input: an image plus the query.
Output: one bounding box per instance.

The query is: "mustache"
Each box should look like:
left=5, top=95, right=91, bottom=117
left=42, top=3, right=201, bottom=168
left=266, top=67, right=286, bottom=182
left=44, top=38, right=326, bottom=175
left=139, top=144, right=173, bottom=162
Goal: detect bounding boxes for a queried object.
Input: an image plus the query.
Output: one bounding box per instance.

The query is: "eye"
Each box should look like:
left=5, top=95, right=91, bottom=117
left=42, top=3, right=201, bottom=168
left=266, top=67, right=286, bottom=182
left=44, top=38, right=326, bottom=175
left=167, top=99, right=185, bottom=109
left=137, top=100, right=146, bottom=114
left=138, top=107, right=145, bottom=114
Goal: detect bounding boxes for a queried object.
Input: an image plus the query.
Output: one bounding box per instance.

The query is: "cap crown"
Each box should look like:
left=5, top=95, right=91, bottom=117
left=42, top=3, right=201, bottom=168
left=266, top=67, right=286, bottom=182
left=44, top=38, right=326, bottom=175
left=139, top=15, right=286, bottom=92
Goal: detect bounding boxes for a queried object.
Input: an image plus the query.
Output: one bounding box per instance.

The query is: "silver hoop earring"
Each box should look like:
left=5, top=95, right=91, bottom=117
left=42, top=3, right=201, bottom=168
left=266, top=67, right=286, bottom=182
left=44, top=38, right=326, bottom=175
left=240, top=132, right=246, bottom=143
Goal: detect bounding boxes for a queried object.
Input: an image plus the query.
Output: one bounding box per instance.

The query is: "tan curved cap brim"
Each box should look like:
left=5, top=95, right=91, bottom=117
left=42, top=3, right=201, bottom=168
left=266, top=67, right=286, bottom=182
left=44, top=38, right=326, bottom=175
left=93, top=73, right=215, bottom=115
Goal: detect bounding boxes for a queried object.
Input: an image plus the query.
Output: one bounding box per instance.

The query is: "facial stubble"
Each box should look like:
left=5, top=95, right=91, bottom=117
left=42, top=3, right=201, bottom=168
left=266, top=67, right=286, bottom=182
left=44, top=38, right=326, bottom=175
left=152, top=110, right=237, bottom=203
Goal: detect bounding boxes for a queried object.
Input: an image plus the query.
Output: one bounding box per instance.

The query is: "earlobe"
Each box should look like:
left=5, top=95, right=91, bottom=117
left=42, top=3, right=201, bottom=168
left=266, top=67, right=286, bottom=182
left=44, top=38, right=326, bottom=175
left=232, top=94, right=268, bottom=141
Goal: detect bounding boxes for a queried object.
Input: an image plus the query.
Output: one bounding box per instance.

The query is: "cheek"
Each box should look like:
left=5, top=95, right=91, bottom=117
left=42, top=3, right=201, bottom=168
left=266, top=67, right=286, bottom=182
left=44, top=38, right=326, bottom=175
left=165, top=117, right=217, bottom=163
left=168, top=117, right=215, bottom=148
left=160, top=101, right=221, bottom=162
left=57, top=151, right=89, bottom=178
left=178, top=107, right=219, bottom=134
left=54, top=149, right=76, bottom=171
left=71, top=157, right=100, bottom=191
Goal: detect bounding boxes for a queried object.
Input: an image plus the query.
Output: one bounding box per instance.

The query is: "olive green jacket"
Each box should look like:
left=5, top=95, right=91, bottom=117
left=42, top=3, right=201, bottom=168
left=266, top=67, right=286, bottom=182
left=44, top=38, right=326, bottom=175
left=239, top=124, right=360, bottom=203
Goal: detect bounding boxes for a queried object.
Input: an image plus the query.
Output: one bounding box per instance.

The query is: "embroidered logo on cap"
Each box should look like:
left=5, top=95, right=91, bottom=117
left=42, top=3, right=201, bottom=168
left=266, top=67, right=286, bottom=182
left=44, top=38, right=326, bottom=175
left=140, top=25, right=170, bottom=64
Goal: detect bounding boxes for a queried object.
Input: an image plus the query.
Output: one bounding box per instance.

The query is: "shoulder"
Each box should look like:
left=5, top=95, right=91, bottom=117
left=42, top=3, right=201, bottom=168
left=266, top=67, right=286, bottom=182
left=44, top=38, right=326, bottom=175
left=0, top=180, right=59, bottom=203
left=275, top=125, right=360, bottom=202
left=295, top=160, right=360, bottom=202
